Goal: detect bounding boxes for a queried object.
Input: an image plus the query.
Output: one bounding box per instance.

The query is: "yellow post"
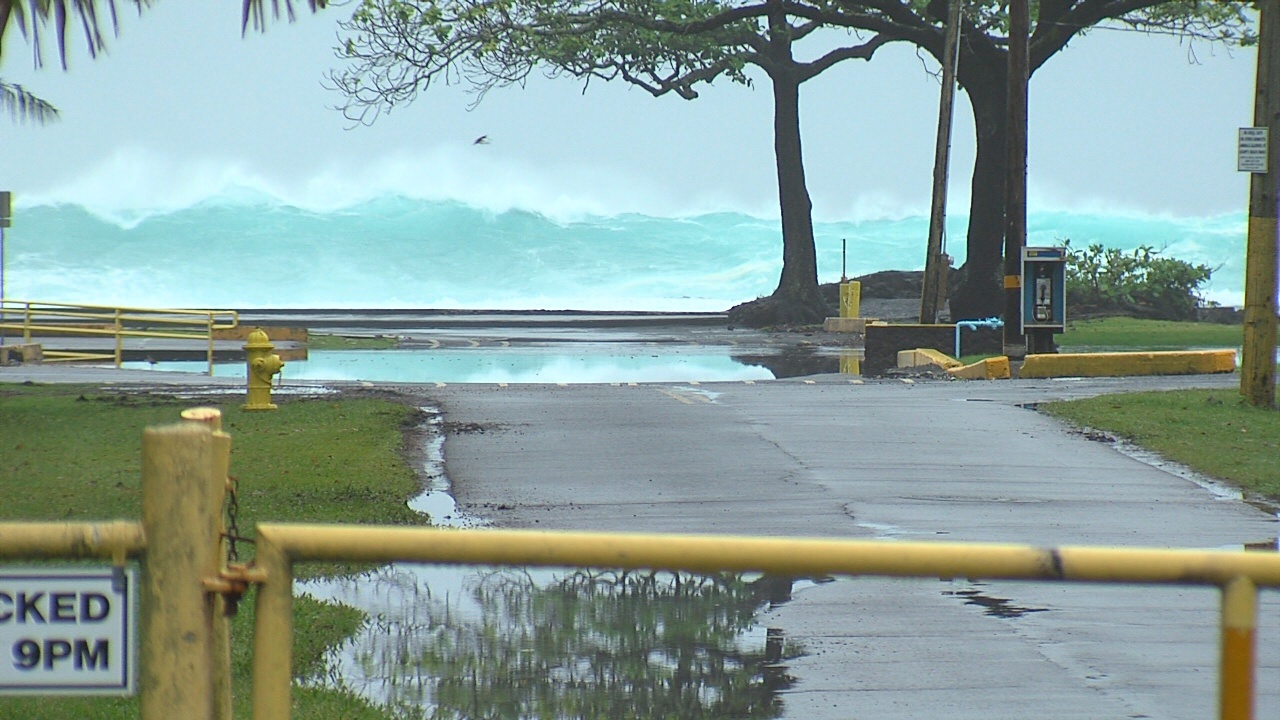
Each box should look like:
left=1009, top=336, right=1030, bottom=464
left=140, top=422, right=217, bottom=720
left=252, top=529, right=294, bottom=720
left=1220, top=576, right=1257, bottom=720
left=181, top=408, right=234, bottom=720
left=114, top=308, right=124, bottom=369
left=838, top=350, right=861, bottom=375
left=839, top=281, right=861, bottom=319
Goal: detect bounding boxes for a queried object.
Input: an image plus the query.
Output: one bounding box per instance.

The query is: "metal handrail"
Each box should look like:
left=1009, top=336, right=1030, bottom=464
left=251, top=525, right=1277, bottom=720
left=0, top=299, right=238, bottom=375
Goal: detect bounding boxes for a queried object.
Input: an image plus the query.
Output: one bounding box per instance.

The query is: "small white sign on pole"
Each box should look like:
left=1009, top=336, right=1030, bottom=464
left=0, top=568, right=136, bottom=695
left=1238, top=127, right=1269, bottom=173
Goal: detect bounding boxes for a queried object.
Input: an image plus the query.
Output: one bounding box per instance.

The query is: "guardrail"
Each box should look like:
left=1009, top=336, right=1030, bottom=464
left=0, top=413, right=1274, bottom=720
left=0, top=299, right=238, bottom=374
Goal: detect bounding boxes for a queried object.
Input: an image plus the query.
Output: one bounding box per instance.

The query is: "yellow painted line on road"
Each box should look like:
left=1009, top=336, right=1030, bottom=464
left=657, top=389, right=694, bottom=404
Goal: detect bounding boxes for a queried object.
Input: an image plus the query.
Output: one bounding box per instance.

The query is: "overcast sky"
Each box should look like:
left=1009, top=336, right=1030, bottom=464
left=0, top=2, right=1261, bottom=220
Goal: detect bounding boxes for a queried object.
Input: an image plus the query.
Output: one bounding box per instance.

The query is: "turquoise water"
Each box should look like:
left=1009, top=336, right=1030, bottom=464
left=4, top=189, right=1249, bottom=310
left=126, top=348, right=775, bottom=384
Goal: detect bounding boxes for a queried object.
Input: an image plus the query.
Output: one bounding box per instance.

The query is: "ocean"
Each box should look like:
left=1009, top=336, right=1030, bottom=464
left=0, top=188, right=1250, bottom=311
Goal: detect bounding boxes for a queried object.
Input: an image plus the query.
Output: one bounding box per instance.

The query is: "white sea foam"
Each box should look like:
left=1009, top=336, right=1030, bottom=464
left=6, top=150, right=1252, bottom=311
left=18, top=147, right=789, bottom=225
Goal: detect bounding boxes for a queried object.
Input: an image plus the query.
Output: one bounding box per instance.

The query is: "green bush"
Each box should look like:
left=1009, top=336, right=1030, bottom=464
left=1064, top=241, right=1214, bottom=321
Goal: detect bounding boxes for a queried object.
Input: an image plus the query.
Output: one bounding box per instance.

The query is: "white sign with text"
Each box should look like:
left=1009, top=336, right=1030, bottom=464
left=0, top=568, right=135, bottom=695
left=1239, top=127, right=1269, bottom=173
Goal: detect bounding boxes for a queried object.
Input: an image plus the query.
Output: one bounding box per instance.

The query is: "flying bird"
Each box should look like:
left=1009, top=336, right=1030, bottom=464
left=473, top=135, right=490, bottom=145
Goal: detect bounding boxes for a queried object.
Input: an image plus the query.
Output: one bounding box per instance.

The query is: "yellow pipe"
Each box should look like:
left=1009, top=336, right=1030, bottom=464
left=256, top=525, right=1280, bottom=587
left=251, top=532, right=293, bottom=720
left=0, top=520, right=145, bottom=559
left=1221, top=576, right=1257, bottom=720
left=140, top=423, right=217, bottom=720
left=250, top=526, right=1280, bottom=719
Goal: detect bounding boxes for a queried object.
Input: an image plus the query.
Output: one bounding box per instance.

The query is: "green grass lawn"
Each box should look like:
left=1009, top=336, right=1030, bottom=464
left=1059, top=317, right=1243, bottom=350
left=308, top=334, right=400, bottom=350
left=0, top=383, right=422, bottom=720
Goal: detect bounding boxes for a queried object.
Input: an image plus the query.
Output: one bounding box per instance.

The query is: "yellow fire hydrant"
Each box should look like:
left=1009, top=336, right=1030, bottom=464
left=243, top=328, right=284, bottom=411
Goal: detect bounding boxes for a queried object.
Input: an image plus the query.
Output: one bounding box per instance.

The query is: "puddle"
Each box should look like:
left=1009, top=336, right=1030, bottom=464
left=943, top=581, right=1051, bottom=619
left=300, top=409, right=800, bottom=717
left=125, top=340, right=865, bottom=383
left=407, top=408, right=488, bottom=528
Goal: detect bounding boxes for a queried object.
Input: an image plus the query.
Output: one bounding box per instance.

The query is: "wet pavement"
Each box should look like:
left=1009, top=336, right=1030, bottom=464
left=2, top=314, right=1276, bottom=720
left=423, top=376, right=1277, bottom=720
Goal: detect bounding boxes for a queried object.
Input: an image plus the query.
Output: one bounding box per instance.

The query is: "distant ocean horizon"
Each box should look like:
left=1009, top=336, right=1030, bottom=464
left=1, top=185, right=1250, bottom=311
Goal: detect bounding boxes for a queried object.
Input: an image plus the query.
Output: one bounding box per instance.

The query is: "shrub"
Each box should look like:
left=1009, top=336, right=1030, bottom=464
left=1064, top=241, right=1214, bottom=321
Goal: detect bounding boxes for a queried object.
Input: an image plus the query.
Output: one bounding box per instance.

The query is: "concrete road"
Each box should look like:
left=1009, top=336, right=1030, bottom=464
left=3, top=362, right=1275, bottom=718
left=424, top=374, right=1278, bottom=720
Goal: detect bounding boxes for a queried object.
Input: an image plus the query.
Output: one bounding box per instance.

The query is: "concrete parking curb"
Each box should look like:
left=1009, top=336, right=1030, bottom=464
left=1020, top=349, right=1237, bottom=378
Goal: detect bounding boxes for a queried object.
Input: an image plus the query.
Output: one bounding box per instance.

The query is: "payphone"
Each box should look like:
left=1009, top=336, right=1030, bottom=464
left=1020, top=246, right=1066, bottom=354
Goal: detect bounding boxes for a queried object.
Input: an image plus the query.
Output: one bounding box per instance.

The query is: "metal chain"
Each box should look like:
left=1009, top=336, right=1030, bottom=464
left=224, top=475, right=253, bottom=563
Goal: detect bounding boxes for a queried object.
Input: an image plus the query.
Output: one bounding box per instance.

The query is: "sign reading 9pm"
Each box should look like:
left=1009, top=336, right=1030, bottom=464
left=0, top=568, right=135, bottom=695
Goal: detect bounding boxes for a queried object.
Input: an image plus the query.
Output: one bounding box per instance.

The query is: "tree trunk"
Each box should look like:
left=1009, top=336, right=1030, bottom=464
left=950, top=73, right=1008, bottom=321
left=771, top=71, right=820, bottom=305
left=727, top=69, right=826, bottom=327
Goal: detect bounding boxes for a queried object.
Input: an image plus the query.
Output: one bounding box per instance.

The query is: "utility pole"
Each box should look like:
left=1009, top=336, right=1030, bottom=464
left=920, top=0, right=962, bottom=324
left=1241, top=0, right=1279, bottom=409
left=1003, top=0, right=1029, bottom=356
left=0, top=191, right=9, bottom=348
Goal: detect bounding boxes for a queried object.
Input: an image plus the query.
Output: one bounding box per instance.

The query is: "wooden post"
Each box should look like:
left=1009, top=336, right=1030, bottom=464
left=1241, top=0, right=1279, bottom=409
left=1003, top=0, right=1029, bottom=356
left=181, top=408, right=234, bottom=720
left=140, top=423, right=217, bottom=720
left=920, top=0, right=962, bottom=323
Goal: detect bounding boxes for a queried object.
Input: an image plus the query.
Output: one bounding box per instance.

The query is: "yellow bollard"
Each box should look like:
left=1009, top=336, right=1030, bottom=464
left=839, top=349, right=861, bottom=375
left=180, top=408, right=234, bottom=720
left=139, top=422, right=217, bottom=720
left=839, top=281, right=861, bottom=319
left=243, top=328, right=284, bottom=411
left=1220, top=576, right=1258, bottom=720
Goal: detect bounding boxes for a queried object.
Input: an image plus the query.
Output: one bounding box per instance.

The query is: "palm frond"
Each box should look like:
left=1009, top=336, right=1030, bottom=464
left=0, top=78, right=59, bottom=123
left=241, top=0, right=328, bottom=36
left=0, top=0, right=149, bottom=68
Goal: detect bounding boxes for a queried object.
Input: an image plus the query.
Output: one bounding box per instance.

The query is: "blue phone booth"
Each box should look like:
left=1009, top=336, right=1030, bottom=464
left=1020, top=247, right=1066, bottom=351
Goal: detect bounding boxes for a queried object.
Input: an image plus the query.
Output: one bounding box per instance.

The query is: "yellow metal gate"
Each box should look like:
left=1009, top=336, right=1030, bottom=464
left=0, top=412, right=1275, bottom=720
